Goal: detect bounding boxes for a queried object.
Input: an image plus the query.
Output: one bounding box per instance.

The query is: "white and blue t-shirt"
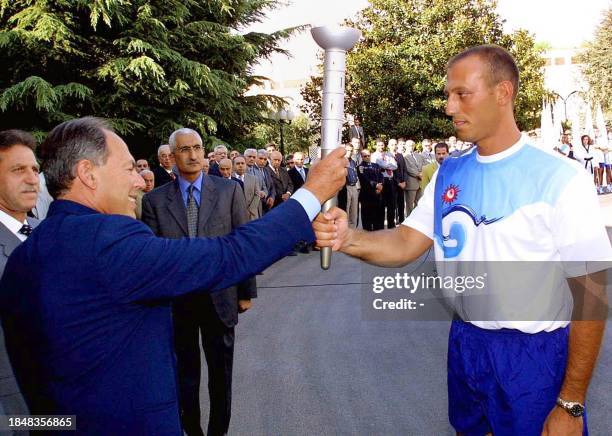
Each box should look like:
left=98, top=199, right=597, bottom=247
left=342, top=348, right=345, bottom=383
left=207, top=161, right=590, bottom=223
left=404, top=135, right=611, bottom=333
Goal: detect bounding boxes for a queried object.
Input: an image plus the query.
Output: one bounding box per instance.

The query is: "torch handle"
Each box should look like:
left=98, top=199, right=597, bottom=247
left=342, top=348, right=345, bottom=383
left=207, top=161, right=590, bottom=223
left=320, top=196, right=337, bottom=270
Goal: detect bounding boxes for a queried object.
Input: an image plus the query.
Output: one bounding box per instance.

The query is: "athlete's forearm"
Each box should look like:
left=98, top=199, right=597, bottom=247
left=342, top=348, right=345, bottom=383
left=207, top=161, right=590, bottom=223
left=560, top=273, right=608, bottom=402
left=341, top=225, right=432, bottom=267
left=559, top=320, right=605, bottom=403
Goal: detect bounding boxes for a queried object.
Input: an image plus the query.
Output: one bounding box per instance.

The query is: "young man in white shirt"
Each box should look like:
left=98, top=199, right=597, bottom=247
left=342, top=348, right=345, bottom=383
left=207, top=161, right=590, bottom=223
left=314, top=45, right=610, bottom=436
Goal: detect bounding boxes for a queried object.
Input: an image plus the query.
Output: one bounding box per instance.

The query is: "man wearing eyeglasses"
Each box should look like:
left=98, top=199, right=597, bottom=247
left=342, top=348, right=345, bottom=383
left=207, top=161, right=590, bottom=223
left=141, top=128, right=256, bottom=436
left=357, top=149, right=384, bottom=231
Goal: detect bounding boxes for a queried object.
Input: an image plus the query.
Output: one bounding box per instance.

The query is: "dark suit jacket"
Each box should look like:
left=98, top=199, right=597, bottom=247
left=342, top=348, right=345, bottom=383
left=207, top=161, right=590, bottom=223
left=152, top=165, right=175, bottom=188
left=288, top=166, right=308, bottom=191
left=0, top=199, right=314, bottom=435
left=270, top=167, right=294, bottom=207
left=0, top=218, right=37, bottom=419
left=208, top=162, right=222, bottom=177
left=141, top=174, right=256, bottom=327
left=393, top=152, right=408, bottom=186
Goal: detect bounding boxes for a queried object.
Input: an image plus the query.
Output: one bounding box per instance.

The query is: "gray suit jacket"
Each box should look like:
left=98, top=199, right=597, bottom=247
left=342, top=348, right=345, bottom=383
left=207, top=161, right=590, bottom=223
left=140, top=174, right=257, bottom=327
left=241, top=173, right=260, bottom=221
left=404, top=152, right=425, bottom=191
left=0, top=217, right=37, bottom=421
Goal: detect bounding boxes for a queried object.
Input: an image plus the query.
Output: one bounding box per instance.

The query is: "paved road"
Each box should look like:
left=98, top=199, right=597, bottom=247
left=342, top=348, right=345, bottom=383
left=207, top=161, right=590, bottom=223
left=195, top=245, right=611, bottom=434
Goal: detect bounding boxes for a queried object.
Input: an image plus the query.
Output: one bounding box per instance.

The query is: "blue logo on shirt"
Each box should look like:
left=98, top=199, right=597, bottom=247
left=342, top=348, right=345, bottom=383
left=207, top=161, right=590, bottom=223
left=440, top=205, right=503, bottom=258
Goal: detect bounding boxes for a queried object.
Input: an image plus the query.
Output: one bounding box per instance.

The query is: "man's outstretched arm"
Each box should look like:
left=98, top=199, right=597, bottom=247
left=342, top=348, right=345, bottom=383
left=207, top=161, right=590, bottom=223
left=542, top=271, right=608, bottom=435
left=314, top=207, right=432, bottom=268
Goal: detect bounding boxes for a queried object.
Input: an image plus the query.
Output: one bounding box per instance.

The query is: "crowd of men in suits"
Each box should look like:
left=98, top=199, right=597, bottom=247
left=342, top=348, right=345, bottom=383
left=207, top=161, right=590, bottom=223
left=339, top=134, right=471, bottom=231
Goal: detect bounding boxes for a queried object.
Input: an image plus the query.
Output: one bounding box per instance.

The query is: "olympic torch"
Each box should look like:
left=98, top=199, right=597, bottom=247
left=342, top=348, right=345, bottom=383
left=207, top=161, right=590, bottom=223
left=311, top=26, right=361, bottom=270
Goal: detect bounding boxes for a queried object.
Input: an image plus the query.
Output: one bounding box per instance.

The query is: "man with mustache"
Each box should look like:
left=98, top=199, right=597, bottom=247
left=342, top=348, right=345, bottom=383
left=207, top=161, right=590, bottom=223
left=142, top=128, right=257, bottom=436
left=0, top=129, right=40, bottom=426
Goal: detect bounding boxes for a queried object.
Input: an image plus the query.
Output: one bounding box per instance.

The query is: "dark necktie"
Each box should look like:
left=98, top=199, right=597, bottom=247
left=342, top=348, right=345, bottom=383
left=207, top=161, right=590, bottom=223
left=186, top=185, right=198, bottom=238
left=19, top=224, right=33, bottom=237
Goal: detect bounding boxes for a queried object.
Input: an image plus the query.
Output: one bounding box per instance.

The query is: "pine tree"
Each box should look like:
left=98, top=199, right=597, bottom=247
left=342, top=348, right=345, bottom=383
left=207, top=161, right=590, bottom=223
left=0, top=0, right=293, bottom=156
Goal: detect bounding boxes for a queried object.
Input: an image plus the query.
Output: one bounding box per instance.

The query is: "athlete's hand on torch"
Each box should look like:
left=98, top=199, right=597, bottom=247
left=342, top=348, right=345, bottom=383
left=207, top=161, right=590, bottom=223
left=303, top=147, right=348, bottom=204
left=313, top=207, right=351, bottom=252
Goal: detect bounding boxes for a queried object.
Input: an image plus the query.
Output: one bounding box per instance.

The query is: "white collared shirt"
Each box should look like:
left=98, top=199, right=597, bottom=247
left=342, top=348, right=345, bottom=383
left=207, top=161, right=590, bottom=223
left=0, top=209, right=28, bottom=242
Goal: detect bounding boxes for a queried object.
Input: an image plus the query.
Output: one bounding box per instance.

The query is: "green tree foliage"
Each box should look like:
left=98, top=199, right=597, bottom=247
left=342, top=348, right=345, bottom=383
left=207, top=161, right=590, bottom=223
left=0, top=0, right=293, bottom=156
left=577, top=7, right=612, bottom=117
left=239, top=113, right=318, bottom=154
left=301, top=0, right=546, bottom=140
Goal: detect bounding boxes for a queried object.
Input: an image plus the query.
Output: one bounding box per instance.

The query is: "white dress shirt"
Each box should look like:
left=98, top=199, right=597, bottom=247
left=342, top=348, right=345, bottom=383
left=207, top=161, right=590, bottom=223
left=0, top=209, right=28, bottom=242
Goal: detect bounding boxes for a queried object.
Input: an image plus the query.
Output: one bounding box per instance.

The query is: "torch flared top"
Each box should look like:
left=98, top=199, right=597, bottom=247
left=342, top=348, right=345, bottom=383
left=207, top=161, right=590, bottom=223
left=311, top=26, right=361, bottom=51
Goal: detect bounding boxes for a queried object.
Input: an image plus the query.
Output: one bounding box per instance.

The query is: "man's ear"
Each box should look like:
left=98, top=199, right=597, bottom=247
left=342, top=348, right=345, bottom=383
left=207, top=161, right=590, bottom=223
left=75, top=160, right=98, bottom=190
left=496, top=80, right=515, bottom=106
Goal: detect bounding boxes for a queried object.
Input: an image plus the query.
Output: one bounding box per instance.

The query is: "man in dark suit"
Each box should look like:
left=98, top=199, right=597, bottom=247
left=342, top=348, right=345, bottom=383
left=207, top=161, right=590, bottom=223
left=288, top=151, right=308, bottom=190
left=142, top=129, right=256, bottom=436
left=357, top=149, right=384, bottom=231
left=269, top=151, right=293, bottom=208
left=287, top=150, right=312, bottom=252
left=0, top=129, right=39, bottom=427
left=152, top=144, right=176, bottom=187
left=388, top=139, right=408, bottom=225
left=0, top=117, right=348, bottom=435
left=207, top=145, right=226, bottom=177
left=348, top=117, right=366, bottom=150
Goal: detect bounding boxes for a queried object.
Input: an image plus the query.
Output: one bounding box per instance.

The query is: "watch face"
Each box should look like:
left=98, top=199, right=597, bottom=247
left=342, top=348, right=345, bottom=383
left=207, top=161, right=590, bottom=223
left=570, top=404, right=584, bottom=417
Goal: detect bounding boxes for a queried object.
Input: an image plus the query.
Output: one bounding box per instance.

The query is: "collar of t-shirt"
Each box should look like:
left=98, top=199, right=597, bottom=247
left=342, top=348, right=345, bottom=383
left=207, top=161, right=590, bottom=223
left=178, top=172, right=203, bottom=208
left=0, top=209, right=28, bottom=242
left=475, top=135, right=526, bottom=164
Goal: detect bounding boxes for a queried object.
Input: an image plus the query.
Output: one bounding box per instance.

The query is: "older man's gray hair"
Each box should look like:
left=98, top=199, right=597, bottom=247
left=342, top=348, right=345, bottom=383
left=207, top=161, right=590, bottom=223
left=214, top=144, right=228, bottom=153
left=139, top=169, right=154, bottom=177
left=168, top=128, right=202, bottom=153
left=39, top=117, right=111, bottom=199
left=244, top=148, right=257, bottom=157
left=157, top=144, right=171, bottom=156
left=257, top=149, right=268, bottom=157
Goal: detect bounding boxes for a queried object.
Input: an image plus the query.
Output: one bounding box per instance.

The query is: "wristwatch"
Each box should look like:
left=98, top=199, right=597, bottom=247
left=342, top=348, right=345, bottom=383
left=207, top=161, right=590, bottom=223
left=556, top=397, right=585, bottom=417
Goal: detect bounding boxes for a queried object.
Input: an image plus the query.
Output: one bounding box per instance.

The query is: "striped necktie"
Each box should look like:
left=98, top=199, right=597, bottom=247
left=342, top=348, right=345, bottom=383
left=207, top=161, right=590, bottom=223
left=186, top=185, right=198, bottom=238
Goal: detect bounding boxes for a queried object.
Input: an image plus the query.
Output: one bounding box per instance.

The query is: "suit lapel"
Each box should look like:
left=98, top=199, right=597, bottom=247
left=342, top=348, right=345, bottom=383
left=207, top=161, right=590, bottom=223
left=197, top=174, right=218, bottom=231
left=166, top=181, right=189, bottom=236
left=0, top=223, right=21, bottom=259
